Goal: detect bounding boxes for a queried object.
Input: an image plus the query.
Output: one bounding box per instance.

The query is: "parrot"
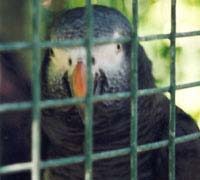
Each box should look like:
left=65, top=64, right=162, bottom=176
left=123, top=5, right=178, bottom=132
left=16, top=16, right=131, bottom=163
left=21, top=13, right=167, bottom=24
left=41, top=5, right=200, bottom=180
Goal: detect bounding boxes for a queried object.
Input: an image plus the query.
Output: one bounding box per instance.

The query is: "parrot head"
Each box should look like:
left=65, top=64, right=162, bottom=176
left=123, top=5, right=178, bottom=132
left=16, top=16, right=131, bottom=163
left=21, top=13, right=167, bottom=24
left=44, top=6, right=132, bottom=101
left=43, top=5, right=154, bottom=111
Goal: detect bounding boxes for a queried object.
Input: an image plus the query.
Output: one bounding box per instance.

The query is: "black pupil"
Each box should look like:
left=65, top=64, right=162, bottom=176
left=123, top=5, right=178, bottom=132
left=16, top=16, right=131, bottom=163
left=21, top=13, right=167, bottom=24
left=117, top=44, right=121, bottom=50
left=68, top=58, right=72, bottom=66
left=49, top=48, right=54, bottom=56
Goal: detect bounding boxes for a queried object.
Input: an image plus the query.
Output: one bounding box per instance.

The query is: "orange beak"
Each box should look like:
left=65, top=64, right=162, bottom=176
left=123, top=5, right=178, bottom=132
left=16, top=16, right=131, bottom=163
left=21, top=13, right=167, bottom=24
left=71, top=62, right=87, bottom=98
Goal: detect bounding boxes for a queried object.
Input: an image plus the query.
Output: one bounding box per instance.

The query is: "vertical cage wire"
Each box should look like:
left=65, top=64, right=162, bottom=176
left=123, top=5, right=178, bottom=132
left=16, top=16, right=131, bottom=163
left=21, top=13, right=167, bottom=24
left=84, top=0, right=94, bottom=180
left=31, top=0, right=42, bottom=180
left=130, top=0, right=139, bottom=180
left=0, top=0, right=200, bottom=179
left=169, top=0, right=177, bottom=180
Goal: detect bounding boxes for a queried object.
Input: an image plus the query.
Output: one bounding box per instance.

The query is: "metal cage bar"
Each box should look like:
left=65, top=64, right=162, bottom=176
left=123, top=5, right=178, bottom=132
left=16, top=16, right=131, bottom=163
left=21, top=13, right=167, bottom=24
left=130, top=0, right=139, bottom=179
left=169, top=0, right=176, bottom=179
left=0, top=29, right=200, bottom=51
left=0, top=0, right=200, bottom=180
left=1, top=80, right=200, bottom=113
left=31, top=0, right=42, bottom=180
left=1, top=131, right=200, bottom=176
left=84, top=0, right=94, bottom=180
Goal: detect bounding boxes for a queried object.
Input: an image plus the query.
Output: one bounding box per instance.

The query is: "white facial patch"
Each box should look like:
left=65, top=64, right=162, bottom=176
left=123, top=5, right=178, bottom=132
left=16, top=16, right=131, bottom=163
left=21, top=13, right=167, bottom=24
left=66, top=43, right=124, bottom=75
left=92, top=31, right=125, bottom=73
left=48, top=47, right=87, bottom=78
left=92, top=43, right=124, bottom=73
left=47, top=42, right=125, bottom=86
left=66, top=46, right=87, bottom=76
left=50, top=48, right=69, bottom=72
left=48, top=48, right=70, bottom=86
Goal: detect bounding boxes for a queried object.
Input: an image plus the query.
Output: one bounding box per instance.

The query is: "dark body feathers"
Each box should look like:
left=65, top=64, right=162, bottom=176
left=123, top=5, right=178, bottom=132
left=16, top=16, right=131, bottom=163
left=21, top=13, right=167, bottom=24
left=42, top=5, right=200, bottom=180
left=0, top=53, right=31, bottom=180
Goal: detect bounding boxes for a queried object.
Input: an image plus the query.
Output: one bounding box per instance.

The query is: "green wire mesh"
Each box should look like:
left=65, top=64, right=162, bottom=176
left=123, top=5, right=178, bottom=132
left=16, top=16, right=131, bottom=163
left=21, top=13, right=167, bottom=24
left=0, top=0, right=200, bottom=180
left=168, top=1, right=176, bottom=179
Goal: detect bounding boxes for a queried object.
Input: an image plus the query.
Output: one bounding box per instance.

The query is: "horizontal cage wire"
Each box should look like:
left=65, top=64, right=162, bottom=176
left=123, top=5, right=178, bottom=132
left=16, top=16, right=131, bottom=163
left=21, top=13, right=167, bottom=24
left=1, top=30, right=200, bottom=51
left=1, top=80, right=200, bottom=113
left=0, top=0, right=200, bottom=179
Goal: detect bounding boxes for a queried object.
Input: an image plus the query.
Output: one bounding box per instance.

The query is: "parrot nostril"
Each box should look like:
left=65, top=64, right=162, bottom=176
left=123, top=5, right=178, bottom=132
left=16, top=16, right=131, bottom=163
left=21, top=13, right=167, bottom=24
left=77, top=58, right=84, bottom=64
left=68, top=58, right=72, bottom=66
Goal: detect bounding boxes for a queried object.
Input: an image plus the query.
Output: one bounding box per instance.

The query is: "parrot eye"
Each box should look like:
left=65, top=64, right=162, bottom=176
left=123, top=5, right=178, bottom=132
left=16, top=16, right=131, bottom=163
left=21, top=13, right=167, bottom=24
left=68, top=58, right=72, bottom=66
left=49, top=48, right=54, bottom=56
left=116, top=44, right=122, bottom=53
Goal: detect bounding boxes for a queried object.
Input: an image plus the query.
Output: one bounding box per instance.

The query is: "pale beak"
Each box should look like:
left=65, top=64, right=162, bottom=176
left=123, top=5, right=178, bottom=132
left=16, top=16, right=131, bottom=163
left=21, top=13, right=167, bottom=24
left=71, top=61, right=87, bottom=98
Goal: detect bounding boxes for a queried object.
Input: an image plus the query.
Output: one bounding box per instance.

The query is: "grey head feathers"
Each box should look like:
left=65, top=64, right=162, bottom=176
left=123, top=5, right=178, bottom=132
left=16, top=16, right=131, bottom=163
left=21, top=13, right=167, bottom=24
left=51, top=5, right=131, bottom=40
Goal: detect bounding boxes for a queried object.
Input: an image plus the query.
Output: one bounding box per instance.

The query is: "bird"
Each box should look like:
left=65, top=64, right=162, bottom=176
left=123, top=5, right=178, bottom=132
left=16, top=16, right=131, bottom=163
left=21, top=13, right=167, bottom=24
left=41, top=5, right=200, bottom=180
